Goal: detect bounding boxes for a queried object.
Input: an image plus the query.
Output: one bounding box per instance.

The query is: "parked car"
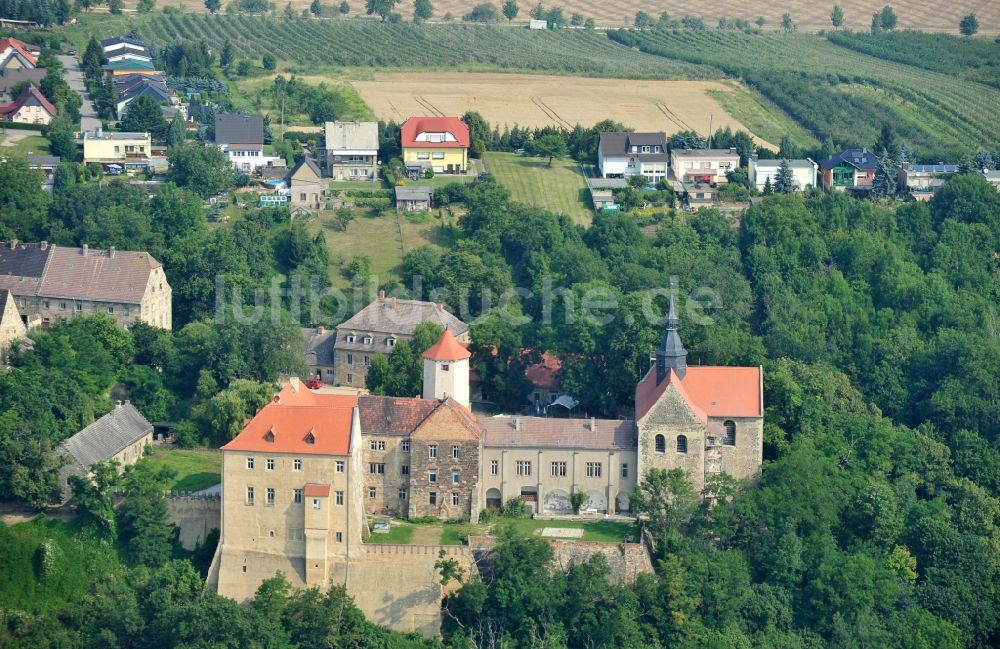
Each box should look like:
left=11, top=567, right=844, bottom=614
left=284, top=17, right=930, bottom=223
left=306, top=378, right=323, bottom=390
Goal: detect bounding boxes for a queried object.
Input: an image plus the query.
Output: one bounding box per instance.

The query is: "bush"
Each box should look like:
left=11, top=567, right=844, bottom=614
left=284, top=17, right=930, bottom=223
left=499, top=497, right=529, bottom=518
left=409, top=516, right=439, bottom=524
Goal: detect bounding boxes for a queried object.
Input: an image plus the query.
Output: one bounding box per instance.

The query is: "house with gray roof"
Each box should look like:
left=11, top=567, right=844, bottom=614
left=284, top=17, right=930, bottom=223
left=598, top=132, right=669, bottom=181
left=302, top=325, right=336, bottom=383
left=395, top=186, right=433, bottom=211
left=333, top=291, right=469, bottom=387
left=215, top=112, right=282, bottom=173
left=323, top=120, right=378, bottom=181
left=56, top=402, right=153, bottom=502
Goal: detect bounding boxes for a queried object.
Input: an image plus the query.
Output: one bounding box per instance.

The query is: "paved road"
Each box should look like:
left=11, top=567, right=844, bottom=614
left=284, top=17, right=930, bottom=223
left=57, top=54, right=101, bottom=133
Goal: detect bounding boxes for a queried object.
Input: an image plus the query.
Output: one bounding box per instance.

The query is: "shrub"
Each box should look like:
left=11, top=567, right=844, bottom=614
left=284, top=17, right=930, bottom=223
left=499, top=497, right=529, bottom=518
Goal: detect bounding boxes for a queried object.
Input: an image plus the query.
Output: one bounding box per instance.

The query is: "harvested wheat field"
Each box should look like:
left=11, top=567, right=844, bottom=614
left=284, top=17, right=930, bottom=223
left=352, top=72, right=778, bottom=147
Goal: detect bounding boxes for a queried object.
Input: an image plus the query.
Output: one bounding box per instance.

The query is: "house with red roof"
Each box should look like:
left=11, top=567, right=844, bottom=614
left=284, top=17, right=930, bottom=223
left=0, top=37, right=45, bottom=98
left=0, top=84, right=56, bottom=125
left=400, top=116, right=470, bottom=178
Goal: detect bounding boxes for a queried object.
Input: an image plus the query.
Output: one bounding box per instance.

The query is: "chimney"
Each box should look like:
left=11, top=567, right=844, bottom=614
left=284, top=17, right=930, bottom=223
left=40, top=240, right=47, bottom=250
left=82, top=244, right=88, bottom=256
left=109, top=246, right=116, bottom=258
left=8, top=240, right=15, bottom=250
left=590, top=417, right=596, bottom=431
left=378, top=289, right=386, bottom=299
left=289, top=376, right=300, bottom=393
left=317, top=325, right=324, bottom=334
left=513, top=417, right=520, bottom=431
left=391, top=296, right=397, bottom=307
left=116, top=400, right=122, bottom=408
left=436, top=303, right=443, bottom=312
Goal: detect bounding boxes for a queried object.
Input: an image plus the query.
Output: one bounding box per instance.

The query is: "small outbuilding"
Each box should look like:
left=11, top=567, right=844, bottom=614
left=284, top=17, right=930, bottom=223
left=395, top=186, right=434, bottom=212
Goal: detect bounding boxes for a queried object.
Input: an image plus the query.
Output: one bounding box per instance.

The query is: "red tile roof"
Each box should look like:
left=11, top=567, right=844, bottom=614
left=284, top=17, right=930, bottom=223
left=0, top=38, right=38, bottom=67
left=223, top=384, right=358, bottom=456
left=401, top=116, right=470, bottom=149
left=0, top=84, right=56, bottom=118
left=524, top=352, right=561, bottom=391
left=304, top=483, right=330, bottom=497
left=635, top=366, right=762, bottom=422
left=423, top=329, right=471, bottom=361
left=359, top=395, right=439, bottom=434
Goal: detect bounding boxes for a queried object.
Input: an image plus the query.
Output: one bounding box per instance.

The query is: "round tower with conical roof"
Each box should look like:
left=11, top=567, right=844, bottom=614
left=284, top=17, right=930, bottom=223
left=422, top=329, right=470, bottom=407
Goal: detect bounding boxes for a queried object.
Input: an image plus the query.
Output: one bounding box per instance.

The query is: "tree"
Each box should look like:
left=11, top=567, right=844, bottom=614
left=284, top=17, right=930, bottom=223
left=871, top=154, right=898, bottom=199
left=630, top=468, right=698, bottom=553
left=205, top=0, right=221, bottom=11
left=959, top=13, right=978, bottom=36
left=781, top=12, right=794, bottom=31
left=762, top=175, right=773, bottom=196
left=46, top=115, right=77, bottom=160
left=167, top=142, right=236, bottom=197
left=464, top=2, right=499, bottom=22
left=634, top=10, right=654, bottom=28
left=532, top=133, right=567, bottom=167
left=339, top=0, right=349, bottom=13
left=137, top=0, right=155, bottom=12
left=118, top=461, right=176, bottom=565
left=774, top=159, right=795, bottom=193
left=262, top=53, right=277, bottom=70
left=220, top=40, right=234, bottom=67
left=310, top=0, right=322, bottom=15
left=502, top=0, right=517, bottom=21
left=872, top=5, right=897, bottom=32
left=831, top=4, right=844, bottom=27
left=121, top=95, right=168, bottom=141
left=236, top=59, right=252, bottom=76
left=366, top=322, right=443, bottom=396
left=414, top=0, right=432, bottom=22
left=755, top=15, right=765, bottom=29
left=108, top=0, right=123, bottom=13
left=331, top=206, right=354, bottom=231
left=365, top=0, right=398, bottom=20
left=166, top=112, right=186, bottom=147
left=70, top=460, right=119, bottom=537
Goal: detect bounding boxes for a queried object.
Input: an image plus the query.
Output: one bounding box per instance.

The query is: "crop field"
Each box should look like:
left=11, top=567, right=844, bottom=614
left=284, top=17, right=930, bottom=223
left=125, top=1, right=999, bottom=33
left=351, top=72, right=774, bottom=143
left=138, top=15, right=717, bottom=79
left=483, top=152, right=592, bottom=225
left=610, top=29, right=1000, bottom=158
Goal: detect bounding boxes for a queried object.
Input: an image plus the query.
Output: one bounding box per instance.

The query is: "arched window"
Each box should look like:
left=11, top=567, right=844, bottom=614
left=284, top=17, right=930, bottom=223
left=655, top=434, right=665, bottom=454
left=723, top=420, right=736, bottom=446
left=676, top=435, right=688, bottom=454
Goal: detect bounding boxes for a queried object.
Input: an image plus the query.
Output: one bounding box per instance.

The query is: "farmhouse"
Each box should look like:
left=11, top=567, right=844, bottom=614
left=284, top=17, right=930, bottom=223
left=212, top=288, right=763, bottom=608
left=394, top=186, right=433, bottom=212
left=323, top=120, right=378, bottom=181
left=897, top=162, right=958, bottom=201
left=670, top=147, right=740, bottom=184
left=215, top=113, right=283, bottom=173
left=597, top=132, right=669, bottom=181
left=333, top=292, right=469, bottom=388
left=55, top=402, right=154, bottom=502
left=818, top=149, right=880, bottom=191
left=0, top=240, right=172, bottom=330
left=401, top=116, right=469, bottom=176
left=0, top=84, right=56, bottom=125
left=748, top=156, right=817, bottom=192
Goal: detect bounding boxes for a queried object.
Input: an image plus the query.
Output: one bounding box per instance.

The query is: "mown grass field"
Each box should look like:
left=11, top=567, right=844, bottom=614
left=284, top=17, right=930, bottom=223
left=142, top=447, right=221, bottom=492
left=706, top=83, right=817, bottom=151
left=0, top=134, right=50, bottom=158
left=483, top=152, right=592, bottom=226
left=365, top=517, right=637, bottom=545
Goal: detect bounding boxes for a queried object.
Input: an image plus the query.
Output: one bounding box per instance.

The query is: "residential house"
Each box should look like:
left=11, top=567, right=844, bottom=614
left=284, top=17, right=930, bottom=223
left=748, top=156, right=817, bottom=192
left=324, top=120, right=378, bottom=181
left=597, top=132, right=669, bottom=181
left=333, top=292, right=469, bottom=388
left=102, top=58, right=158, bottom=77
left=0, top=240, right=172, bottom=329
left=27, top=154, right=60, bottom=183
left=0, top=289, right=26, bottom=364
left=100, top=36, right=147, bottom=56
left=394, top=186, right=433, bottom=212
left=818, top=149, right=880, bottom=191
left=55, top=402, right=153, bottom=502
left=681, top=180, right=715, bottom=206
left=0, top=84, right=56, bottom=125
left=105, top=46, right=153, bottom=66
left=289, top=158, right=324, bottom=210
left=83, top=130, right=152, bottom=171
left=982, top=170, right=1000, bottom=192
left=670, top=148, right=740, bottom=184
left=115, top=75, right=174, bottom=117
left=215, top=113, right=282, bottom=173
left=897, top=163, right=958, bottom=201
left=302, top=326, right=337, bottom=383
left=0, top=37, right=44, bottom=98
left=401, top=116, right=469, bottom=177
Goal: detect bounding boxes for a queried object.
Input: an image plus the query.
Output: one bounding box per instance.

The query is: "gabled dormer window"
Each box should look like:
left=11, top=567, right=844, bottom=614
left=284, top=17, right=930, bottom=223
left=264, top=429, right=275, bottom=443
left=631, top=146, right=638, bottom=153
left=642, top=146, right=651, bottom=153
left=363, top=335, right=373, bottom=345
left=346, top=333, right=356, bottom=343
left=305, top=430, right=315, bottom=445
left=654, top=145, right=662, bottom=153
left=387, top=337, right=396, bottom=348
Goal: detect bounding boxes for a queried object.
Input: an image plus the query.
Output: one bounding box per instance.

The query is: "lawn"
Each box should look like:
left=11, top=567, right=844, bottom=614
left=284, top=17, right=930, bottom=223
left=0, top=134, right=50, bottom=158
left=367, top=522, right=415, bottom=544
left=311, top=207, right=454, bottom=288
left=501, top=518, right=638, bottom=543
left=365, top=517, right=636, bottom=546
left=483, top=152, right=592, bottom=226
left=706, top=83, right=817, bottom=151
left=142, top=447, right=221, bottom=492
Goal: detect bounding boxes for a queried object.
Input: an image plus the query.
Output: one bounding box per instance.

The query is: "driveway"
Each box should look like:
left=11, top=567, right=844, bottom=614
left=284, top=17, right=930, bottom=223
left=57, top=54, right=101, bottom=133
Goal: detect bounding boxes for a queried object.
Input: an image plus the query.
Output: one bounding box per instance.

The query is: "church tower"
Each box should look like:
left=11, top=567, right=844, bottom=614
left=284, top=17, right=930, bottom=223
left=422, top=329, right=470, bottom=408
left=656, top=279, right=687, bottom=383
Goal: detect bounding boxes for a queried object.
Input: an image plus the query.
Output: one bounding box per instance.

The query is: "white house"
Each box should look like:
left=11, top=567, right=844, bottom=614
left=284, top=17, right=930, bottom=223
left=597, top=132, right=669, bottom=181
left=748, top=156, right=817, bottom=192
left=215, top=113, right=282, bottom=173
left=670, top=148, right=740, bottom=184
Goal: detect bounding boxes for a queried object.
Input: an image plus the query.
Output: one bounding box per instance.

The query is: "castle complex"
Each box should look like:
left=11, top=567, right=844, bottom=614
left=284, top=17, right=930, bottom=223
left=212, top=292, right=762, bottom=603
